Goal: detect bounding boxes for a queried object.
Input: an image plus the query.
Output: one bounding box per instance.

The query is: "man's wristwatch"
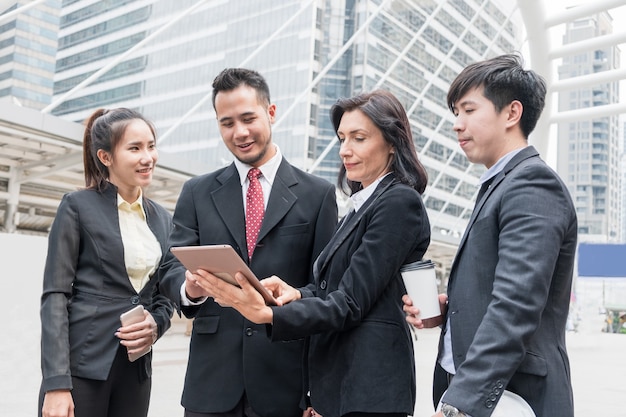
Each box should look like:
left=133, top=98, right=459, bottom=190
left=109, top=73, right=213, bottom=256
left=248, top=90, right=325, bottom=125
left=441, top=403, right=466, bottom=417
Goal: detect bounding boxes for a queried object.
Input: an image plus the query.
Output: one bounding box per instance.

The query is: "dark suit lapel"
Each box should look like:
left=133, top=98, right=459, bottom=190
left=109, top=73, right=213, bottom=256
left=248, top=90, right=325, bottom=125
left=212, top=164, right=247, bottom=257
left=316, top=175, right=395, bottom=274
left=257, top=159, right=297, bottom=244
left=450, top=146, right=539, bottom=278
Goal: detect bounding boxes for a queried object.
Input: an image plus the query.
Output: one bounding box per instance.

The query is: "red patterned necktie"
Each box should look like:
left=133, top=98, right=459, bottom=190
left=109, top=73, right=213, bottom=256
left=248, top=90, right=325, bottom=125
left=246, top=168, right=264, bottom=259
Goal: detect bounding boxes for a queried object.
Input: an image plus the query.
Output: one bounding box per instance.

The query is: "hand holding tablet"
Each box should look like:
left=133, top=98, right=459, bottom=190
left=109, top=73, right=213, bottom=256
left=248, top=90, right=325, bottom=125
left=170, top=244, right=278, bottom=306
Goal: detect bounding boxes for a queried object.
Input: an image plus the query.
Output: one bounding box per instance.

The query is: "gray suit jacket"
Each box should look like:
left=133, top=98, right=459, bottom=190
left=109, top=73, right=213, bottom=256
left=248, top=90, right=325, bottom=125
left=439, top=146, right=577, bottom=417
left=158, top=158, right=338, bottom=417
left=40, top=184, right=174, bottom=392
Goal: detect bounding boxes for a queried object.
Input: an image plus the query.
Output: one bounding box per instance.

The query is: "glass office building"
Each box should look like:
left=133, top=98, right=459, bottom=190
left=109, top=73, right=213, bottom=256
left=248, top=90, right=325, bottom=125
left=312, top=0, right=523, bottom=235
left=50, top=0, right=524, bottom=241
left=557, top=11, right=621, bottom=241
left=52, top=0, right=320, bottom=171
left=0, top=0, right=60, bottom=109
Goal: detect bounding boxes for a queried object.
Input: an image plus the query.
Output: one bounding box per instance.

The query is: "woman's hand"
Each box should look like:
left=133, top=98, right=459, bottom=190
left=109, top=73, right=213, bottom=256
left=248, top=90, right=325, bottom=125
left=261, top=275, right=300, bottom=305
left=403, top=293, right=447, bottom=329
left=42, top=389, right=74, bottom=417
left=116, top=310, right=158, bottom=357
left=192, top=269, right=274, bottom=324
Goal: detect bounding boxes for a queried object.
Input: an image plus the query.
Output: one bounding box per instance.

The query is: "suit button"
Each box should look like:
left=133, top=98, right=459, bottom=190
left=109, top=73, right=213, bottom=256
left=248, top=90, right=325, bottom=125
left=320, top=280, right=327, bottom=290
left=485, top=400, right=494, bottom=408
left=131, top=295, right=140, bottom=305
left=245, top=327, right=253, bottom=336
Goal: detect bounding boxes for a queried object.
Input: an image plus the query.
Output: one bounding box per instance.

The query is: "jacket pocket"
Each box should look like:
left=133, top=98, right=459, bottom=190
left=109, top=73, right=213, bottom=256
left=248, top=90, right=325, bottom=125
left=278, top=222, right=309, bottom=236
left=193, top=316, right=220, bottom=334
left=517, top=351, right=548, bottom=376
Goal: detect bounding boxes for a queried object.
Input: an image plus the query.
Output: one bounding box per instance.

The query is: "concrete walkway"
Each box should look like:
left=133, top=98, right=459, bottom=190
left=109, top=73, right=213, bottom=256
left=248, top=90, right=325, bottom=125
left=2, top=233, right=625, bottom=416
left=147, top=319, right=626, bottom=417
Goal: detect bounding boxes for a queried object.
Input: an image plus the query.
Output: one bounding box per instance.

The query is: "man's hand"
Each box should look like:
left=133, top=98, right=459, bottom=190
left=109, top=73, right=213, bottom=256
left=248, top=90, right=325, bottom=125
left=193, top=269, right=274, bottom=324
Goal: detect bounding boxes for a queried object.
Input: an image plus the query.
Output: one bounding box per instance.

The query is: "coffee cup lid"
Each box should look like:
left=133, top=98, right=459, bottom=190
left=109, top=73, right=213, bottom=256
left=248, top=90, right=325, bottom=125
left=400, top=259, right=434, bottom=272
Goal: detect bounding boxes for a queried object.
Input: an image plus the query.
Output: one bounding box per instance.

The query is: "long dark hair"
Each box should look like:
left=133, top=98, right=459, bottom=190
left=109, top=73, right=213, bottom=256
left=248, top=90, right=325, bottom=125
left=331, top=89, right=428, bottom=195
left=83, top=108, right=156, bottom=191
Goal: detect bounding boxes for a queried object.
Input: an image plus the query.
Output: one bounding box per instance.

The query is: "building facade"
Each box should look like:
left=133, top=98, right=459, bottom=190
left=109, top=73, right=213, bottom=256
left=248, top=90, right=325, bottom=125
left=51, top=0, right=524, bottom=233
left=1, top=0, right=527, bottom=253
left=557, top=11, right=621, bottom=242
left=52, top=0, right=321, bottom=172
left=621, top=121, right=626, bottom=241
left=0, top=0, right=61, bottom=109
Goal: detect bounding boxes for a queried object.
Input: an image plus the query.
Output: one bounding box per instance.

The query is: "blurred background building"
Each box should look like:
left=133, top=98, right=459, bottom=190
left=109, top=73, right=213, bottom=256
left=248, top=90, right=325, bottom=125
left=0, top=0, right=60, bottom=109
left=557, top=10, right=621, bottom=242
left=0, top=0, right=625, bottom=272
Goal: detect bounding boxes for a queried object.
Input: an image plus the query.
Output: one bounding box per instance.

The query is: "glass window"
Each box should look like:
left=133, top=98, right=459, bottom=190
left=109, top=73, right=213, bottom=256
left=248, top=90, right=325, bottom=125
left=435, top=10, right=464, bottom=35
left=449, top=0, right=475, bottom=21
left=52, top=83, right=142, bottom=115
left=425, top=196, right=445, bottom=211
left=444, top=203, right=464, bottom=217
left=414, top=107, right=441, bottom=130
left=455, top=181, right=476, bottom=199
left=436, top=173, right=460, bottom=193
left=422, top=26, right=453, bottom=55
left=56, top=33, right=146, bottom=71
left=61, top=0, right=136, bottom=28
left=55, top=57, right=146, bottom=94
left=59, top=7, right=151, bottom=49
left=450, top=152, right=470, bottom=171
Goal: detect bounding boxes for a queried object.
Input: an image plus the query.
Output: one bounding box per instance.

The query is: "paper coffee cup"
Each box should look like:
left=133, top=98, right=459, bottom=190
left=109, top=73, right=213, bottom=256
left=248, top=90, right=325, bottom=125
left=400, top=259, right=441, bottom=319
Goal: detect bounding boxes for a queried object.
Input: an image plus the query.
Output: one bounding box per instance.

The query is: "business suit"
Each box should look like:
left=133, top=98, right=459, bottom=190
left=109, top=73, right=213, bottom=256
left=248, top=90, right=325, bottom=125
left=40, top=183, right=174, bottom=394
left=437, top=146, right=577, bottom=417
left=158, top=158, right=338, bottom=417
left=270, top=174, right=431, bottom=417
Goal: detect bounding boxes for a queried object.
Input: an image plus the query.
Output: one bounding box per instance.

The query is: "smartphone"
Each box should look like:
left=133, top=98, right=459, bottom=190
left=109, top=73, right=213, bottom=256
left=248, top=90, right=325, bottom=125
left=119, top=305, right=151, bottom=362
left=120, top=304, right=145, bottom=326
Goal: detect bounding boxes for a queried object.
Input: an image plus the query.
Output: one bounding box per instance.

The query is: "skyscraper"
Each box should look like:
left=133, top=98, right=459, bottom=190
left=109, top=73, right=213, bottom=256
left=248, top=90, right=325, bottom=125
left=1, top=0, right=527, bottom=253
left=51, top=0, right=523, bottom=238
left=51, top=0, right=320, bottom=170
left=557, top=11, right=621, bottom=242
left=0, top=0, right=61, bottom=109
left=621, top=121, right=626, bottom=242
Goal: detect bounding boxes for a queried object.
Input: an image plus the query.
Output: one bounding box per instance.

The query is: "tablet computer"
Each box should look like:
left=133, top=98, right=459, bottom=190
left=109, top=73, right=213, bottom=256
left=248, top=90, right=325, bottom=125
left=170, top=244, right=277, bottom=306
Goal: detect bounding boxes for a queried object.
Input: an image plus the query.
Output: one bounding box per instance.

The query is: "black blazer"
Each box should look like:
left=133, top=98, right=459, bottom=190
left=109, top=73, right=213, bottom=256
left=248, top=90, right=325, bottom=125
left=270, top=175, right=431, bottom=417
left=40, top=184, right=174, bottom=393
left=158, top=159, right=338, bottom=417
left=439, top=146, right=577, bottom=417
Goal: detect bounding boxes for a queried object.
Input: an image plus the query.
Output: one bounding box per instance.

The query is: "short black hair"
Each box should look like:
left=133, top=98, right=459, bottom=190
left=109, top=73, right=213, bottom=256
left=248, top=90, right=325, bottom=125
left=211, top=68, right=271, bottom=109
left=447, top=53, right=546, bottom=138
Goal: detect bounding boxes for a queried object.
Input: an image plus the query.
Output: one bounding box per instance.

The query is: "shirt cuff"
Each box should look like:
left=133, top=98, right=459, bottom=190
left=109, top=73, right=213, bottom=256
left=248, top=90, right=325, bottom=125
left=179, top=282, right=207, bottom=306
